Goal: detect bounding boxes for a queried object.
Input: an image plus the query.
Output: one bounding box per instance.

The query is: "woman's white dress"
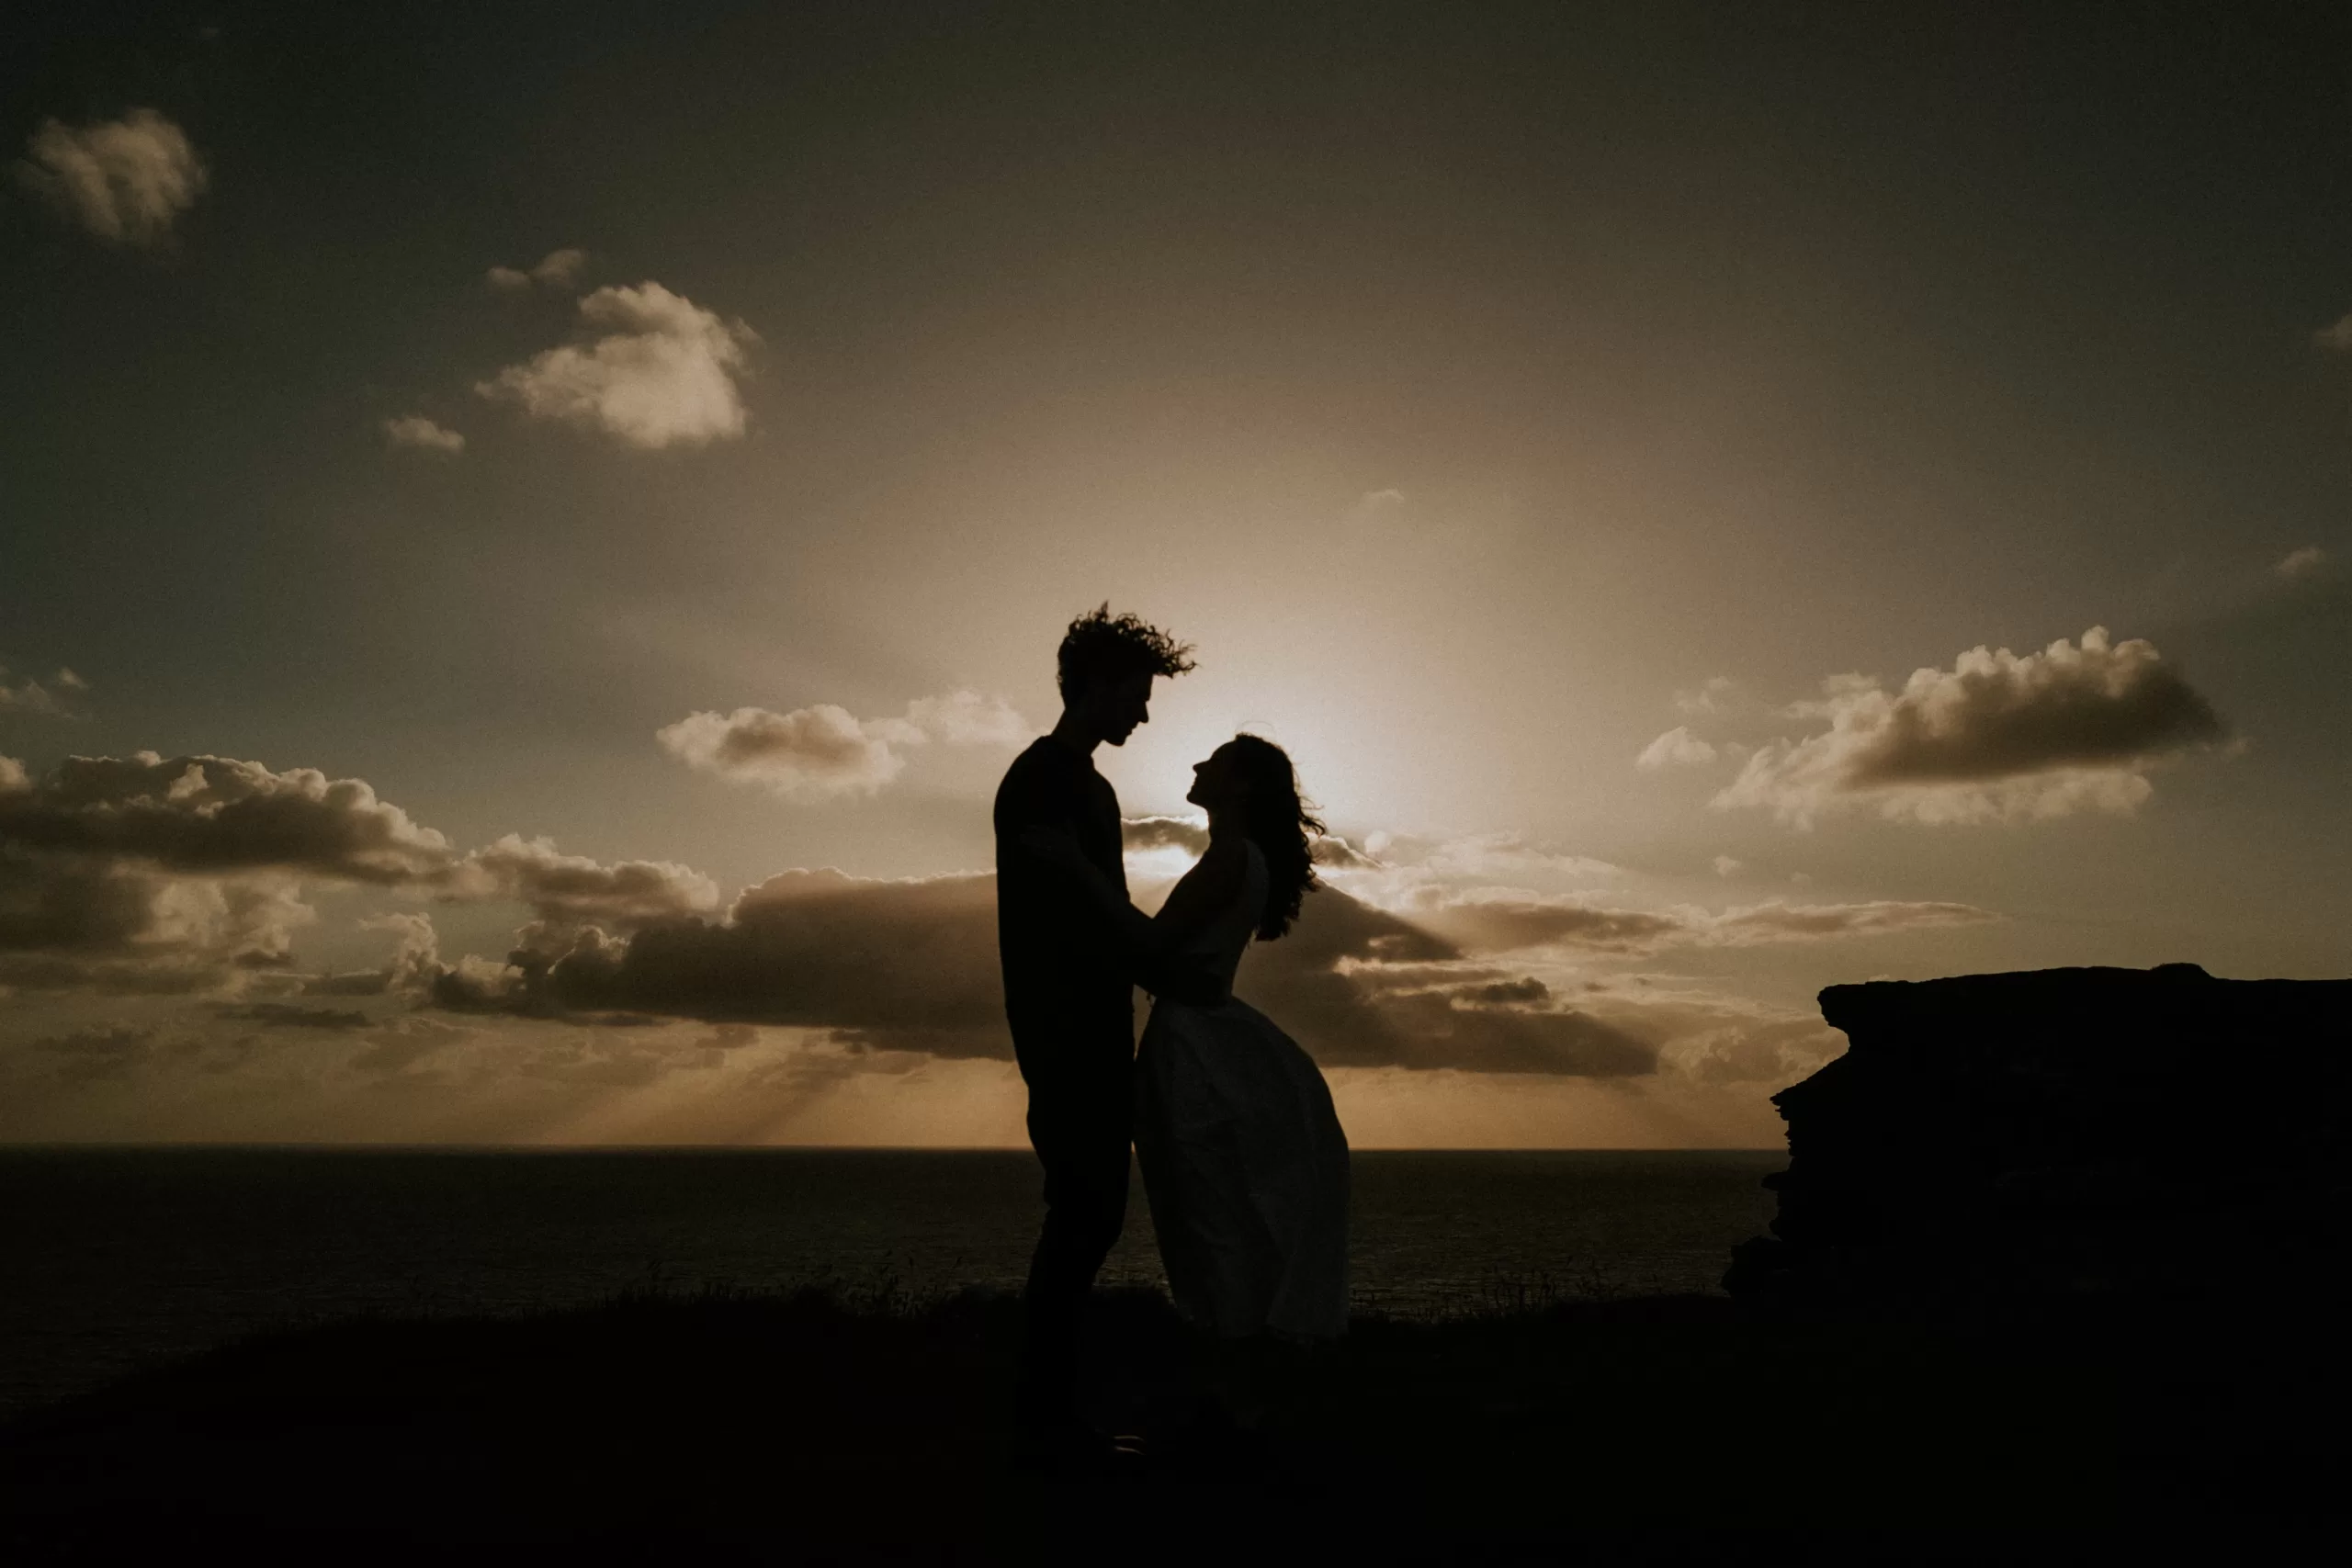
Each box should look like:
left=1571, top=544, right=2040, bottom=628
left=1136, top=840, right=1351, bottom=1340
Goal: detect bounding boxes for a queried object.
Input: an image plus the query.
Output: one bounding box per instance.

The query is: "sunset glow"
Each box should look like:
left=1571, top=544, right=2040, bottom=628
left=4, top=6, right=2345, bottom=1152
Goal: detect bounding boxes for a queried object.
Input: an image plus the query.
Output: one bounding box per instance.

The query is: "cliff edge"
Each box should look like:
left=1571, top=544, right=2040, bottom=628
left=1725, top=964, right=2352, bottom=1308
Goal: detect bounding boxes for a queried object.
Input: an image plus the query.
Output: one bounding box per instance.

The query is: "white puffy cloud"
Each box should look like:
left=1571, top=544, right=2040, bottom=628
left=1712, top=855, right=1744, bottom=877
left=657, top=705, right=906, bottom=800
left=2313, top=313, right=2352, bottom=353
left=2277, top=545, right=2327, bottom=580
left=892, top=690, right=1027, bottom=747
left=1710, top=628, right=2225, bottom=827
left=477, top=282, right=756, bottom=449
left=381, top=415, right=464, bottom=454
left=657, top=691, right=1028, bottom=801
left=16, top=109, right=207, bottom=246
left=487, top=248, right=586, bottom=292
left=1635, top=725, right=1719, bottom=770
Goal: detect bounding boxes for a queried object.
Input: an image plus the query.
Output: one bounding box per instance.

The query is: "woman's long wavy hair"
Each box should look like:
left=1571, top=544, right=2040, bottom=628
left=1226, top=734, right=1324, bottom=941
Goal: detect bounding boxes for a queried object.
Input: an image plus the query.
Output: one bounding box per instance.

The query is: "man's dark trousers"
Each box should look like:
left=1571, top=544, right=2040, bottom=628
left=1012, top=1005, right=1133, bottom=1424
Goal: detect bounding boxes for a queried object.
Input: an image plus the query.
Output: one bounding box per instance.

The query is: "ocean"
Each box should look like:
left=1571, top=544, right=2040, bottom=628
left=0, top=1146, right=1781, bottom=1420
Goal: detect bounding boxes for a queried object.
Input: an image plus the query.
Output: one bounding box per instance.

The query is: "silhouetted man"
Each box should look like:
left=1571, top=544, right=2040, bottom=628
left=994, top=604, right=1197, bottom=1461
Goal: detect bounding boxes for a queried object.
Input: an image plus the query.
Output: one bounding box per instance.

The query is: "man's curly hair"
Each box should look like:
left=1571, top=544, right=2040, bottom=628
left=1056, top=604, right=1196, bottom=698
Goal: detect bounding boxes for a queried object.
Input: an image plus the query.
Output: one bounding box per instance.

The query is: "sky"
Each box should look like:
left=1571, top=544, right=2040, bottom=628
left=3, top=2, right=2346, bottom=1148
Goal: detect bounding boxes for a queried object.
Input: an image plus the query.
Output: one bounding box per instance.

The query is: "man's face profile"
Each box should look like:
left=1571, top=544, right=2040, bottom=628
left=1089, top=672, right=1154, bottom=746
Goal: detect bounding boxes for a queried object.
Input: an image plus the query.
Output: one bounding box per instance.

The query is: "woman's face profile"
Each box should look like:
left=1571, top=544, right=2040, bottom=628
left=1186, top=744, right=1248, bottom=813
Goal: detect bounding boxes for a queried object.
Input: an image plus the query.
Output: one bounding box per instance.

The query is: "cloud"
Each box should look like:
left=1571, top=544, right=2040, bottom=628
left=1312, top=836, right=1381, bottom=870
left=1710, top=628, right=2225, bottom=826
left=1642, top=1004, right=1848, bottom=1087
left=413, top=855, right=1962, bottom=1082
left=1408, top=894, right=1687, bottom=954
left=1397, top=886, right=1996, bottom=955
left=0, top=844, right=319, bottom=995
left=1356, top=832, right=1618, bottom=886
left=443, top=833, right=719, bottom=943
left=2277, top=545, right=2327, bottom=580
left=1712, top=856, right=1744, bottom=877
left=1122, top=815, right=1211, bottom=857
left=488, top=248, right=586, bottom=292
left=0, top=753, right=455, bottom=884
left=658, top=691, right=1028, bottom=800
left=1359, top=488, right=1408, bottom=509
left=443, top=868, right=1011, bottom=1049
left=381, top=415, right=464, bottom=454
left=1120, top=814, right=1211, bottom=880
left=366, top=911, right=443, bottom=982
left=1, top=668, right=86, bottom=717
left=658, top=705, right=905, bottom=799
left=1702, top=898, right=1995, bottom=944
left=1123, top=814, right=1375, bottom=881
left=16, top=109, right=207, bottom=246
left=1123, top=815, right=1378, bottom=874
left=894, top=690, right=1028, bottom=747
left=1238, top=895, right=1653, bottom=1076
left=1635, top=726, right=1719, bottom=770
left=31, top=1024, right=155, bottom=1083
left=350, top=1018, right=473, bottom=1077
left=409, top=857, right=1656, bottom=1077
left=477, top=282, right=756, bottom=449
left=2313, top=313, right=2352, bottom=353
left=1674, top=677, right=1736, bottom=716
left=0, top=753, right=720, bottom=997
left=213, top=1002, right=371, bottom=1031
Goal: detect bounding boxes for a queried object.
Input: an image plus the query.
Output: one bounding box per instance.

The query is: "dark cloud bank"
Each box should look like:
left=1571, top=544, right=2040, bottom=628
left=432, top=868, right=1660, bottom=1079
left=0, top=753, right=710, bottom=994
left=2, top=752, right=1981, bottom=1089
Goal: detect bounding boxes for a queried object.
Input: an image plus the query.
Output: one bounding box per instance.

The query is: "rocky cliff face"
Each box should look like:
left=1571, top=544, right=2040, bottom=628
left=1725, top=964, right=2352, bottom=1308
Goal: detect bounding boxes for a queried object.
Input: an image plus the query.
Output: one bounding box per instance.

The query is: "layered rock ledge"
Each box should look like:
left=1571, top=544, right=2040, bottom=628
left=1726, top=964, right=2352, bottom=1308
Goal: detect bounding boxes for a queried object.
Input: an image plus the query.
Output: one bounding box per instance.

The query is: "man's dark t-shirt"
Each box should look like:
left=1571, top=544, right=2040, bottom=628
left=993, top=737, right=1132, bottom=1041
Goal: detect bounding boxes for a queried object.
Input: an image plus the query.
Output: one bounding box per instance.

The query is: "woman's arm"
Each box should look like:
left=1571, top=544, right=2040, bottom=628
left=1149, top=836, right=1250, bottom=949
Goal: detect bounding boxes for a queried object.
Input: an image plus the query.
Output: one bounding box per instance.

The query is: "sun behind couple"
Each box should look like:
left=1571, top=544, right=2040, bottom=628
left=993, top=605, right=1349, bottom=1468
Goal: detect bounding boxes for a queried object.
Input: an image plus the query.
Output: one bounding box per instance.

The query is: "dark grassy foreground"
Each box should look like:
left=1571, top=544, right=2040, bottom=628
left=1, top=1284, right=2338, bottom=1560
